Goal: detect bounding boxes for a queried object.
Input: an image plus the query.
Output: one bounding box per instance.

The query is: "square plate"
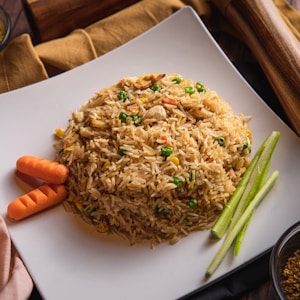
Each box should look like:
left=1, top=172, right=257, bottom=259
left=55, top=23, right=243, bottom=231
left=0, top=7, right=299, bottom=300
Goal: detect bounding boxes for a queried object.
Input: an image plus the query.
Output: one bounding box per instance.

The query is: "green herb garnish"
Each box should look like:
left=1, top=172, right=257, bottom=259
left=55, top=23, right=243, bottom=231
left=185, top=86, right=195, bottom=94
left=172, top=77, right=182, bottom=84
left=118, top=148, right=126, bottom=156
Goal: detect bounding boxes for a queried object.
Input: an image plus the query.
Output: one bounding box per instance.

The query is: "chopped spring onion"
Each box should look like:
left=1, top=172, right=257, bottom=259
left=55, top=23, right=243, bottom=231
left=118, top=148, right=126, bottom=156
left=196, top=82, right=206, bottom=92
left=189, top=171, right=195, bottom=181
left=172, top=77, right=182, bottom=84
left=215, top=137, right=226, bottom=147
left=242, top=142, right=249, bottom=151
left=185, top=86, right=195, bottom=94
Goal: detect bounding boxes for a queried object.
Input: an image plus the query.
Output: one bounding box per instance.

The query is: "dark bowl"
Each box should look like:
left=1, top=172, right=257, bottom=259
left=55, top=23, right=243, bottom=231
left=0, top=6, right=11, bottom=51
left=269, top=221, right=300, bottom=300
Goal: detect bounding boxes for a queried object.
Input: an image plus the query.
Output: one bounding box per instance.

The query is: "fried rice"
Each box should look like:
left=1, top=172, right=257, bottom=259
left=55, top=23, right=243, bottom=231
left=56, top=73, right=252, bottom=246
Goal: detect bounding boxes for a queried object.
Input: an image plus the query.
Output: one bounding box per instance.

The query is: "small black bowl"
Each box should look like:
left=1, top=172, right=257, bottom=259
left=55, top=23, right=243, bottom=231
left=0, top=6, right=11, bottom=51
left=269, top=221, right=300, bottom=300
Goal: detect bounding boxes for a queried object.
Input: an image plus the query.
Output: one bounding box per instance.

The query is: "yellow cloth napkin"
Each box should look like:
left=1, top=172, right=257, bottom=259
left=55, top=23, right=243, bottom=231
left=0, top=34, right=47, bottom=92
left=35, top=0, right=186, bottom=75
left=1, top=0, right=299, bottom=93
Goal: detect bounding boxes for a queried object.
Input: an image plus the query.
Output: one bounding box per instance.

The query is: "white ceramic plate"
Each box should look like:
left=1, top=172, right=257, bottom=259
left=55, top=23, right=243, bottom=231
left=0, top=7, right=299, bottom=300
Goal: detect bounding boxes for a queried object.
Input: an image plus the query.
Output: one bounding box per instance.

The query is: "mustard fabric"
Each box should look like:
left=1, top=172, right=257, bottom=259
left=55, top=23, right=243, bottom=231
left=0, top=34, right=47, bottom=92
left=0, top=0, right=299, bottom=93
left=275, top=0, right=300, bottom=39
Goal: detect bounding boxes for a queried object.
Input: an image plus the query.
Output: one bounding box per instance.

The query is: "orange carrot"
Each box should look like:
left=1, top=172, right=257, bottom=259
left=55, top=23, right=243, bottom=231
left=16, top=155, right=69, bottom=184
left=162, top=97, right=177, bottom=105
left=161, top=135, right=172, bottom=146
left=7, top=184, right=67, bottom=221
left=126, top=103, right=139, bottom=112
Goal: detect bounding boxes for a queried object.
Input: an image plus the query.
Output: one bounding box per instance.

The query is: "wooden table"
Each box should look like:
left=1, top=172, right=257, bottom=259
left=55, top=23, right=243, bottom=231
left=1, top=0, right=298, bottom=299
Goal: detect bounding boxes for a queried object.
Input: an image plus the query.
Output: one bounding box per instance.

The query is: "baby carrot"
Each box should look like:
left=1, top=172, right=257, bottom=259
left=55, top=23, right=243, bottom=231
left=16, top=155, right=69, bottom=184
left=7, top=183, right=67, bottom=221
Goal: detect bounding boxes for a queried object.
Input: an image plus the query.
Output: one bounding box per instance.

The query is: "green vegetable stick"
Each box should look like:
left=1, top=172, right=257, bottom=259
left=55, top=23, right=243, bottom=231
left=233, top=157, right=271, bottom=256
left=233, top=210, right=254, bottom=256
left=206, top=170, right=279, bottom=277
left=258, top=156, right=271, bottom=190
left=211, top=135, right=269, bottom=239
left=228, top=131, right=280, bottom=233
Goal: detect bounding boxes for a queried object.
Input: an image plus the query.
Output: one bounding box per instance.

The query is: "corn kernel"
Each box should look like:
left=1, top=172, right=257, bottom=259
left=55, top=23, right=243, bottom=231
left=246, top=129, right=252, bottom=139
left=67, top=193, right=75, bottom=201
left=169, top=156, right=180, bottom=166
left=75, top=202, right=84, bottom=212
left=97, top=221, right=109, bottom=233
left=140, top=97, right=147, bottom=103
left=188, top=180, right=195, bottom=189
left=55, top=127, right=65, bottom=138
left=101, top=160, right=111, bottom=171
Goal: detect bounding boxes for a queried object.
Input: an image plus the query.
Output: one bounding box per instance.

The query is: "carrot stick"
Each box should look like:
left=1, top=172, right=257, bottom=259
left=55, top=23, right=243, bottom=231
left=16, top=155, right=69, bottom=184
left=7, top=184, right=67, bottom=221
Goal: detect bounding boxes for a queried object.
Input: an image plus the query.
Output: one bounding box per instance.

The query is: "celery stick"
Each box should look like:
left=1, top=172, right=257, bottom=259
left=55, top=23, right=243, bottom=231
left=233, top=210, right=254, bottom=256
left=206, top=170, right=279, bottom=277
left=258, top=157, right=271, bottom=189
left=228, top=131, right=280, bottom=233
left=233, top=157, right=271, bottom=256
left=210, top=134, right=269, bottom=239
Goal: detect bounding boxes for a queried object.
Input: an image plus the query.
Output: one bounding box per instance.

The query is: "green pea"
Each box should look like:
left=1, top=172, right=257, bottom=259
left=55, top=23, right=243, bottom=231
left=161, top=146, right=173, bottom=157
left=118, top=90, right=128, bottom=101
left=119, top=112, right=127, bottom=123
left=172, top=177, right=183, bottom=188
left=188, top=198, right=198, bottom=208
left=185, top=86, right=195, bottom=94
left=150, top=84, right=160, bottom=91
left=131, top=115, right=142, bottom=126
left=196, top=82, right=206, bottom=92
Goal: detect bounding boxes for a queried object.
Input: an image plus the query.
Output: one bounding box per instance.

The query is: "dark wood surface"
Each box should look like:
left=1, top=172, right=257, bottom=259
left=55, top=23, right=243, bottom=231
left=1, top=0, right=299, bottom=299
left=211, top=0, right=300, bottom=136
left=23, top=0, right=140, bottom=42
